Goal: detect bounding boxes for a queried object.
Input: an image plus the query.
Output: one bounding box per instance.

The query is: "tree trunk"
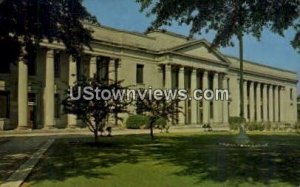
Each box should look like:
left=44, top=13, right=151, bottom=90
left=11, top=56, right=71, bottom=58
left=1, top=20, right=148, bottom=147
left=94, top=130, right=99, bottom=144
left=150, top=122, right=154, bottom=141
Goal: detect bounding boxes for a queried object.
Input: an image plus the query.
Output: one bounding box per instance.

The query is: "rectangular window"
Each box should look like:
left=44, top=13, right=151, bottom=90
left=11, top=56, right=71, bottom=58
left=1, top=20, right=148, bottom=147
left=0, top=91, right=9, bottom=118
left=54, top=51, right=61, bottom=78
left=28, top=52, right=36, bottom=76
left=290, top=88, right=293, bottom=100
left=136, top=64, right=144, bottom=84
left=55, top=94, right=61, bottom=118
left=96, top=57, right=109, bottom=82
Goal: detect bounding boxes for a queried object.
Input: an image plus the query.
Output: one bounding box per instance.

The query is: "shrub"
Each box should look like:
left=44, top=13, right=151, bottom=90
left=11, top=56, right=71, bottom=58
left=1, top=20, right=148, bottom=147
left=126, top=115, right=149, bottom=129
left=228, top=116, right=245, bottom=130
left=155, top=117, right=167, bottom=128
left=246, top=122, right=265, bottom=131
left=154, top=117, right=170, bottom=132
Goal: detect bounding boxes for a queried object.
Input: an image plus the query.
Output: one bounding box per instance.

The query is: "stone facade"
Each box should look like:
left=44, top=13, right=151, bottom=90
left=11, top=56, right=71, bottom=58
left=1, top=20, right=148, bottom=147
left=0, top=24, right=298, bottom=130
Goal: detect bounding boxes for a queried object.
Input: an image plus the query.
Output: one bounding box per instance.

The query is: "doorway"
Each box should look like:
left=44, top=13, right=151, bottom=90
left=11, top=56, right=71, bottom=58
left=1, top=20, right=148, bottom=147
left=28, top=93, right=37, bottom=129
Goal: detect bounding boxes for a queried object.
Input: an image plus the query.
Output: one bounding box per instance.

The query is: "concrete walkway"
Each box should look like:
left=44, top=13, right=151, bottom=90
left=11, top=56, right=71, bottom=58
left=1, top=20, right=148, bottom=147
left=0, top=139, right=54, bottom=187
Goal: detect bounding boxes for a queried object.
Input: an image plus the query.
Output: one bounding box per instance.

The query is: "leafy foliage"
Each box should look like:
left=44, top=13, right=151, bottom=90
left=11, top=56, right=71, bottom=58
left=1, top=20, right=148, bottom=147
left=63, top=76, right=131, bottom=143
left=0, top=0, right=98, bottom=65
left=137, top=0, right=300, bottom=52
left=126, top=115, right=149, bottom=129
left=137, top=91, right=182, bottom=140
left=229, top=116, right=246, bottom=130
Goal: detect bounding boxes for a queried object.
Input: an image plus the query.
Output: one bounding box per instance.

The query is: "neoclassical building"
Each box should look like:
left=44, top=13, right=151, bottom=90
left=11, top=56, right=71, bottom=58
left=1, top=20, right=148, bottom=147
left=0, top=24, right=298, bottom=130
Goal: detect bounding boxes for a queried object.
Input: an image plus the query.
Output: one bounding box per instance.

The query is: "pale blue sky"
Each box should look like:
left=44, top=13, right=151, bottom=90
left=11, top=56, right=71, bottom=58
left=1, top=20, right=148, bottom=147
left=83, top=0, right=300, bottom=93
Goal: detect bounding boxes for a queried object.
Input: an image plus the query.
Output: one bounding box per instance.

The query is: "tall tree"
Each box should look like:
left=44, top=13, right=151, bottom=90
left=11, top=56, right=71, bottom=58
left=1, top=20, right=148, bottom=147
left=137, top=0, right=299, bottom=134
left=0, top=0, right=98, bottom=65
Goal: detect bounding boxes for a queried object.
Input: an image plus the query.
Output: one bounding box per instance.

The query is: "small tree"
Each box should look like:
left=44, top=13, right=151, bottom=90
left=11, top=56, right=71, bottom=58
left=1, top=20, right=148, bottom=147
left=138, top=92, right=182, bottom=140
left=63, top=76, right=131, bottom=143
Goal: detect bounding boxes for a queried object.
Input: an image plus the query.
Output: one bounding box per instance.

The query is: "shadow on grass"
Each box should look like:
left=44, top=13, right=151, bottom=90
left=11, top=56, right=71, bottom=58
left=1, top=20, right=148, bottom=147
left=26, top=133, right=300, bottom=186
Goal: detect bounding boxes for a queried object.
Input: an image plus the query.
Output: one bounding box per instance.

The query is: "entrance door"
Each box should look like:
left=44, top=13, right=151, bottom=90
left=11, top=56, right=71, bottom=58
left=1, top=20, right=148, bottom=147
left=28, top=93, right=37, bottom=129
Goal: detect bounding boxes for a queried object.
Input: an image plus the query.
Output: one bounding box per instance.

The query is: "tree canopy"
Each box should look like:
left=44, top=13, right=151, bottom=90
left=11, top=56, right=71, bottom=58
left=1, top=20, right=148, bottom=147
left=137, top=0, right=300, bottom=52
left=0, top=0, right=98, bottom=64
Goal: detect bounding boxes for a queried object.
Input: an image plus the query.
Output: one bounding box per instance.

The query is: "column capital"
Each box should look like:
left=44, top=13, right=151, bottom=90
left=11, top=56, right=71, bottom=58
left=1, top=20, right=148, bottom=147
left=165, top=64, right=172, bottom=71
left=178, top=66, right=185, bottom=73
left=191, top=68, right=197, bottom=75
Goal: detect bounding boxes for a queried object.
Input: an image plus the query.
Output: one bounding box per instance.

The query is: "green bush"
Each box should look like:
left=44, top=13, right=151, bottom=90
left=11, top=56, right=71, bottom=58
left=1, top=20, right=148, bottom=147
left=228, top=116, right=245, bottom=130
left=126, top=115, right=149, bottom=129
left=246, top=122, right=264, bottom=131
left=155, top=117, right=167, bottom=128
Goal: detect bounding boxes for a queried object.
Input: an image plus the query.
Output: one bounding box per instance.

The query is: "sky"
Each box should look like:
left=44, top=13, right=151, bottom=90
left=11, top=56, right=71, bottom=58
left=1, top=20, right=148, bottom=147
left=83, top=0, right=300, bottom=93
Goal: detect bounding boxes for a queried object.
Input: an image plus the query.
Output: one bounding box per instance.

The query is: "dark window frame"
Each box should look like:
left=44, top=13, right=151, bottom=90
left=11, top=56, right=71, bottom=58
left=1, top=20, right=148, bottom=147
left=136, top=64, right=144, bottom=84
left=54, top=51, right=61, bottom=78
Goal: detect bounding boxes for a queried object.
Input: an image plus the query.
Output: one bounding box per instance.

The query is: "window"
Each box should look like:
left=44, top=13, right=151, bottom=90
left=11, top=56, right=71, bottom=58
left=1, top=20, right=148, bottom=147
left=290, top=88, right=293, bottom=100
left=54, top=51, right=61, bottom=78
left=28, top=51, right=36, bottom=76
left=0, top=91, right=9, bottom=118
left=136, top=64, right=144, bottom=84
left=55, top=94, right=61, bottom=118
left=96, top=57, right=109, bottom=82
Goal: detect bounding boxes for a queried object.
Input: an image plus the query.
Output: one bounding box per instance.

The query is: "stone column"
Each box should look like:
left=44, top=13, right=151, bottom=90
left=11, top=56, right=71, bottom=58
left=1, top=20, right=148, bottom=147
left=109, top=58, right=116, bottom=84
left=165, top=64, right=172, bottom=89
left=249, top=81, right=255, bottom=121
left=222, top=77, right=229, bottom=124
left=157, top=65, right=164, bottom=88
left=202, top=71, right=210, bottom=123
left=256, top=83, right=262, bottom=122
left=89, top=56, right=97, bottom=78
left=17, top=58, right=29, bottom=129
left=274, top=85, right=279, bottom=122
left=178, top=67, right=185, bottom=124
left=43, top=50, right=55, bottom=128
left=243, top=81, right=248, bottom=120
left=268, top=85, right=274, bottom=122
left=191, top=69, right=197, bottom=124
left=262, top=84, right=268, bottom=122
left=279, top=86, right=285, bottom=122
left=213, top=72, right=221, bottom=123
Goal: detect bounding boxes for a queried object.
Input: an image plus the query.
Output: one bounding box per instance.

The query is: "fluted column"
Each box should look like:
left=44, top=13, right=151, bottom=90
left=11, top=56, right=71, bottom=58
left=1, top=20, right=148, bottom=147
left=109, top=58, right=116, bottom=84
left=268, top=85, right=274, bottom=122
left=202, top=71, right=210, bottom=123
left=89, top=56, right=97, bottom=78
left=178, top=67, right=185, bottom=124
left=262, top=84, right=268, bottom=122
left=249, top=82, right=255, bottom=121
left=279, top=86, right=285, bottom=122
left=255, top=83, right=262, bottom=122
left=213, top=72, right=221, bottom=123
left=157, top=65, right=164, bottom=88
left=274, top=86, right=279, bottom=122
left=222, top=77, right=229, bottom=124
left=243, top=81, right=248, bottom=120
left=43, top=50, right=55, bottom=128
left=16, top=57, right=29, bottom=129
left=165, top=64, right=172, bottom=89
left=191, top=69, right=197, bottom=124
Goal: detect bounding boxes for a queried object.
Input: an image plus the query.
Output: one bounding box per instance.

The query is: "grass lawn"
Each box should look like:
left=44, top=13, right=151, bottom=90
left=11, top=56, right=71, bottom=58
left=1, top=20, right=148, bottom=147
left=23, top=132, right=300, bottom=187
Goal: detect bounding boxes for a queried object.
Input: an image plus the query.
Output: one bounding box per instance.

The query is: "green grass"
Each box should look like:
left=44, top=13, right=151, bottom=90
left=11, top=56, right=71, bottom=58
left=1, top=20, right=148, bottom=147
left=24, top=132, right=300, bottom=187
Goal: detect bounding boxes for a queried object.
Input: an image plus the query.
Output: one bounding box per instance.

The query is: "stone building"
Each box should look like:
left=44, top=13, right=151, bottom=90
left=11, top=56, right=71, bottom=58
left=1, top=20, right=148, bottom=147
left=0, top=24, right=298, bottom=130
